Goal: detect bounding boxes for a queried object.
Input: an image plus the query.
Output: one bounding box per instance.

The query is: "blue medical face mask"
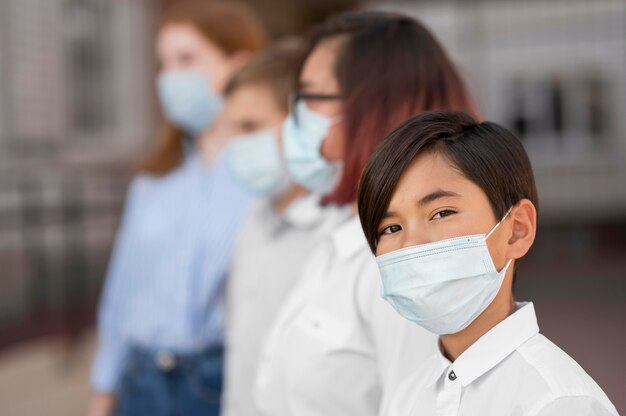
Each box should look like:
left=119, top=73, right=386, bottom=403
left=157, top=71, right=223, bottom=136
left=282, top=101, right=340, bottom=193
left=226, top=129, right=290, bottom=197
left=376, top=208, right=513, bottom=335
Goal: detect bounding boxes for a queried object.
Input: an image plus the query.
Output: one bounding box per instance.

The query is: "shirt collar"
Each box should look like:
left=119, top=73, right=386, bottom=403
left=331, top=215, right=369, bottom=260
left=281, top=193, right=324, bottom=228
left=426, top=301, right=539, bottom=387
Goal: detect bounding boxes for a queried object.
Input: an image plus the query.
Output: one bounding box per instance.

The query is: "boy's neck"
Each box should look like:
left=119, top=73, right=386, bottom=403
left=440, top=280, right=516, bottom=362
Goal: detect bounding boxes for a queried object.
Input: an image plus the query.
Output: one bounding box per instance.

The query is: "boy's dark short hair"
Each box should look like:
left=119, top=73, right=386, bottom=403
left=358, top=111, right=539, bottom=254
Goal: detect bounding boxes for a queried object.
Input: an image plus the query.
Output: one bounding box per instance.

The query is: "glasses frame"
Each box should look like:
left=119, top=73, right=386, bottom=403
left=290, top=92, right=342, bottom=126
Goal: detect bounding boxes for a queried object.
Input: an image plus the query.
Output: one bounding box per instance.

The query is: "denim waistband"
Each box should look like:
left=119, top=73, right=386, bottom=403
left=128, top=344, right=224, bottom=372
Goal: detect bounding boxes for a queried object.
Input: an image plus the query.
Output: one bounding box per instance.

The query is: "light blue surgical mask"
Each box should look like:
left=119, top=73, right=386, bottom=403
left=157, top=71, right=223, bottom=136
left=283, top=101, right=340, bottom=193
left=376, top=208, right=513, bottom=335
left=226, top=129, right=290, bottom=196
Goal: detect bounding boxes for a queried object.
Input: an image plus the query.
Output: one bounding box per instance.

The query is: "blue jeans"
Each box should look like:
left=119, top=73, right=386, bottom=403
left=117, top=345, right=223, bottom=416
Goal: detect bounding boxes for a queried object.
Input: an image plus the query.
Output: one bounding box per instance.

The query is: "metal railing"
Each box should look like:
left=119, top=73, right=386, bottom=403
left=0, top=167, right=130, bottom=349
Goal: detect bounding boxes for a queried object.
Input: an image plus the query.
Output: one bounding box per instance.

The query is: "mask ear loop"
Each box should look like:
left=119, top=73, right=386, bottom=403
left=485, top=206, right=514, bottom=273
left=485, top=206, right=514, bottom=240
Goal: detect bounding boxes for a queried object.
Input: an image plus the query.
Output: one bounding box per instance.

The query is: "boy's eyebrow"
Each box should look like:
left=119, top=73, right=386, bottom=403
left=417, top=189, right=461, bottom=206
left=381, top=210, right=397, bottom=220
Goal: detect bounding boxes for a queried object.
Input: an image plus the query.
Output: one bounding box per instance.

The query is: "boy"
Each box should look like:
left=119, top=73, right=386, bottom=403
left=357, top=111, right=618, bottom=415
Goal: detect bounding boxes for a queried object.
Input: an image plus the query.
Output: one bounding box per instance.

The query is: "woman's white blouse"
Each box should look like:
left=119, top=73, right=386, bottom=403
left=253, top=216, right=437, bottom=416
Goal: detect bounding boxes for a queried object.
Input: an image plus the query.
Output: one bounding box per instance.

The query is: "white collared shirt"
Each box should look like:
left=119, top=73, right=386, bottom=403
left=386, top=302, right=618, bottom=416
left=253, top=216, right=437, bottom=416
left=222, top=194, right=350, bottom=416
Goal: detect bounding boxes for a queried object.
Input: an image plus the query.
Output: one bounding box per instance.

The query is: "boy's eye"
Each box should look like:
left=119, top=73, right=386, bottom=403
left=380, top=224, right=402, bottom=235
left=432, top=209, right=456, bottom=220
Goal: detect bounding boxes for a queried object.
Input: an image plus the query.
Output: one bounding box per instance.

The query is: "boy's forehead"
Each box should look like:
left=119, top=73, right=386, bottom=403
left=388, top=152, right=478, bottom=207
left=226, top=84, right=277, bottom=115
left=229, top=82, right=273, bottom=101
left=398, top=153, right=459, bottom=190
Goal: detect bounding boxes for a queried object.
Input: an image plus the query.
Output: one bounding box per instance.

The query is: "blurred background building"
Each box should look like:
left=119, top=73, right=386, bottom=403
left=0, top=0, right=155, bottom=349
left=0, top=0, right=624, bottom=414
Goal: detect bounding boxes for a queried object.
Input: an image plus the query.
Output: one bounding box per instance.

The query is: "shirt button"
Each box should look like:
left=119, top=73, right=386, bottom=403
left=448, top=370, right=457, bottom=381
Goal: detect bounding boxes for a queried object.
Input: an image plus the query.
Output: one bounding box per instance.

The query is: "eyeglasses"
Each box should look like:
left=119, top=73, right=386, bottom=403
left=290, top=92, right=342, bottom=126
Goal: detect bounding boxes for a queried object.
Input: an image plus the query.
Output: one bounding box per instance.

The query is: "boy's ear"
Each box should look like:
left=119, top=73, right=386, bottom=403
left=505, top=199, right=537, bottom=261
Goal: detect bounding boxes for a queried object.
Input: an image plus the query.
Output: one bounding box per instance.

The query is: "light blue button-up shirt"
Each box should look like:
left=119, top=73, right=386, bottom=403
left=91, top=149, right=254, bottom=392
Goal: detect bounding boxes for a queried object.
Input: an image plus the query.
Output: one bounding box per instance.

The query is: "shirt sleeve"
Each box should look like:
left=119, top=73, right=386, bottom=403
left=533, top=395, right=618, bottom=416
left=355, top=253, right=439, bottom=416
left=90, top=177, right=143, bottom=393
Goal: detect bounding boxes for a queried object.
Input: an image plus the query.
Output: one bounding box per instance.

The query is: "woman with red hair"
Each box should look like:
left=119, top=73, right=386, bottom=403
left=253, top=11, right=478, bottom=416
